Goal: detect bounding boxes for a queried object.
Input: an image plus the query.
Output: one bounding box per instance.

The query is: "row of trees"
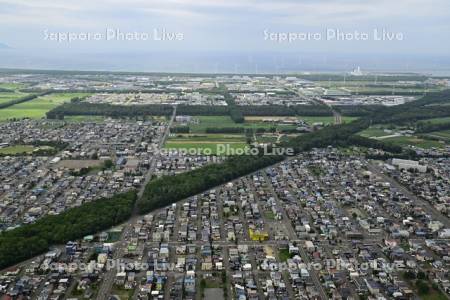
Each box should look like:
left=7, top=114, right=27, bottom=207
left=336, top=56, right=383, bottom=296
left=240, top=105, right=332, bottom=116
left=224, top=92, right=245, bottom=123
left=138, top=155, right=283, bottom=214
left=333, top=105, right=383, bottom=117
left=46, top=101, right=336, bottom=120
left=366, top=90, right=450, bottom=125
left=0, top=191, right=136, bottom=269
left=46, top=103, right=174, bottom=119
left=171, top=126, right=190, bottom=133
left=176, top=105, right=229, bottom=116
left=205, top=127, right=246, bottom=134
left=0, top=91, right=50, bottom=109
left=416, top=121, right=450, bottom=133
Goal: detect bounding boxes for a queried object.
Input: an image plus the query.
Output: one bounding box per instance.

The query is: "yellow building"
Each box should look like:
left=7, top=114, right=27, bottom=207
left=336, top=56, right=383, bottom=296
left=249, top=229, right=269, bottom=241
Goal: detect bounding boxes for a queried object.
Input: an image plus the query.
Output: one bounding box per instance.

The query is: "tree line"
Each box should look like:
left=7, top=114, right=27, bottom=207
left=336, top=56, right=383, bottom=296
left=333, top=105, right=383, bottom=117
left=415, top=121, right=450, bottom=133
left=0, top=91, right=50, bottom=109
left=46, top=102, right=337, bottom=119
left=240, top=105, right=332, bottom=116
left=46, top=103, right=174, bottom=119
left=223, top=92, right=245, bottom=123
left=0, top=191, right=136, bottom=269
left=138, top=155, right=283, bottom=214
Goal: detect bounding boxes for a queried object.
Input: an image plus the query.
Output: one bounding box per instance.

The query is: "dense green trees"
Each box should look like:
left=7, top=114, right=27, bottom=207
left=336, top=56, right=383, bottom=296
left=0, top=191, right=136, bottom=269
left=47, top=103, right=174, bottom=119
left=240, top=105, right=332, bottom=116
left=171, top=126, right=190, bottom=133
left=367, top=90, right=450, bottom=125
left=416, top=121, right=450, bottom=133
left=138, top=155, right=283, bottom=214
left=334, top=105, right=383, bottom=117
left=176, top=105, right=229, bottom=116
left=223, top=92, right=245, bottom=123
left=205, top=127, right=246, bottom=134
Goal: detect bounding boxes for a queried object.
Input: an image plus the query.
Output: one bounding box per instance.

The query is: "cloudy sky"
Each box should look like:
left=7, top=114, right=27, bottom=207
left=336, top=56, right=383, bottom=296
left=0, top=0, right=449, bottom=72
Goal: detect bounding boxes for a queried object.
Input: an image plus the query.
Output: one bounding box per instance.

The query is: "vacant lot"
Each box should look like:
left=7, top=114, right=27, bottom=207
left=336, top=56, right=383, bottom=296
left=63, top=115, right=107, bottom=122
left=56, top=160, right=103, bottom=169
left=0, top=145, right=35, bottom=155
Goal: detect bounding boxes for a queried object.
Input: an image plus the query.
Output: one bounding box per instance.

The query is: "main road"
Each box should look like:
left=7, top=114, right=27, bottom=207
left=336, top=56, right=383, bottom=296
left=97, top=106, right=177, bottom=300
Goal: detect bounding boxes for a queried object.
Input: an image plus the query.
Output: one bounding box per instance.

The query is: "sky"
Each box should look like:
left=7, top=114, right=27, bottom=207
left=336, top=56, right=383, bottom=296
left=0, top=0, right=449, bottom=73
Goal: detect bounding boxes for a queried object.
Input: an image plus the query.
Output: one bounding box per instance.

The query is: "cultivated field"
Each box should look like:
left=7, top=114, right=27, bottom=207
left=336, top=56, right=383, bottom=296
left=382, top=136, right=445, bottom=149
left=0, top=91, right=30, bottom=105
left=0, top=93, right=90, bottom=121
left=165, top=133, right=248, bottom=155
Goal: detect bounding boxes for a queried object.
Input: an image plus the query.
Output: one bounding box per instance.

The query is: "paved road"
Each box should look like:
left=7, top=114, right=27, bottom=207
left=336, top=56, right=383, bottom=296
left=289, top=87, right=343, bottom=126
left=262, top=172, right=329, bottom=300
left=97, top=107, right=177, bottom=300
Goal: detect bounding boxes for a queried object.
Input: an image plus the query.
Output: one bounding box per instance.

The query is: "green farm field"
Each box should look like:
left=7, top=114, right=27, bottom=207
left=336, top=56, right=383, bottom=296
left=187, top=115, right=298, bottom=133
left=382, top=135, right=445, bottom=149
left=0, top=91, right=29, bottom=105
left=165, top=133, right=248, bottom=155
left=0, top=93, right=90, bottom=121
left=0, top=83, right=28, bottom=90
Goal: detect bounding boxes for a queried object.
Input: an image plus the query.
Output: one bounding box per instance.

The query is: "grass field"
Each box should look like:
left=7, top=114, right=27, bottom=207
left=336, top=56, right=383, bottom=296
left=187, top=116, right=296, bottom=133
left=0, top=145, right=35, bottom=155
left=383, top=136, right=445, bottom=149
left=426, top=130, right=450, bottom=140
left=165, top=142, right=248, bottom=155
left=278, top=248, right=292, bottom=262
left=169, top=133, right=245, bottom=142
left=63, top=115, right=106, bottom=122
left=0, top=93, right=90, bottom=121
left=421, top=116, right=450, bottom=124
left=179, top=115, right=358, bottom=134
left=0, top=91, right=29, bottom=104
left=0, top=83, right=27, bottom=90
left=358, top=126, right=392, bottom=138
left=165, top=133, right=248, bottom=155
